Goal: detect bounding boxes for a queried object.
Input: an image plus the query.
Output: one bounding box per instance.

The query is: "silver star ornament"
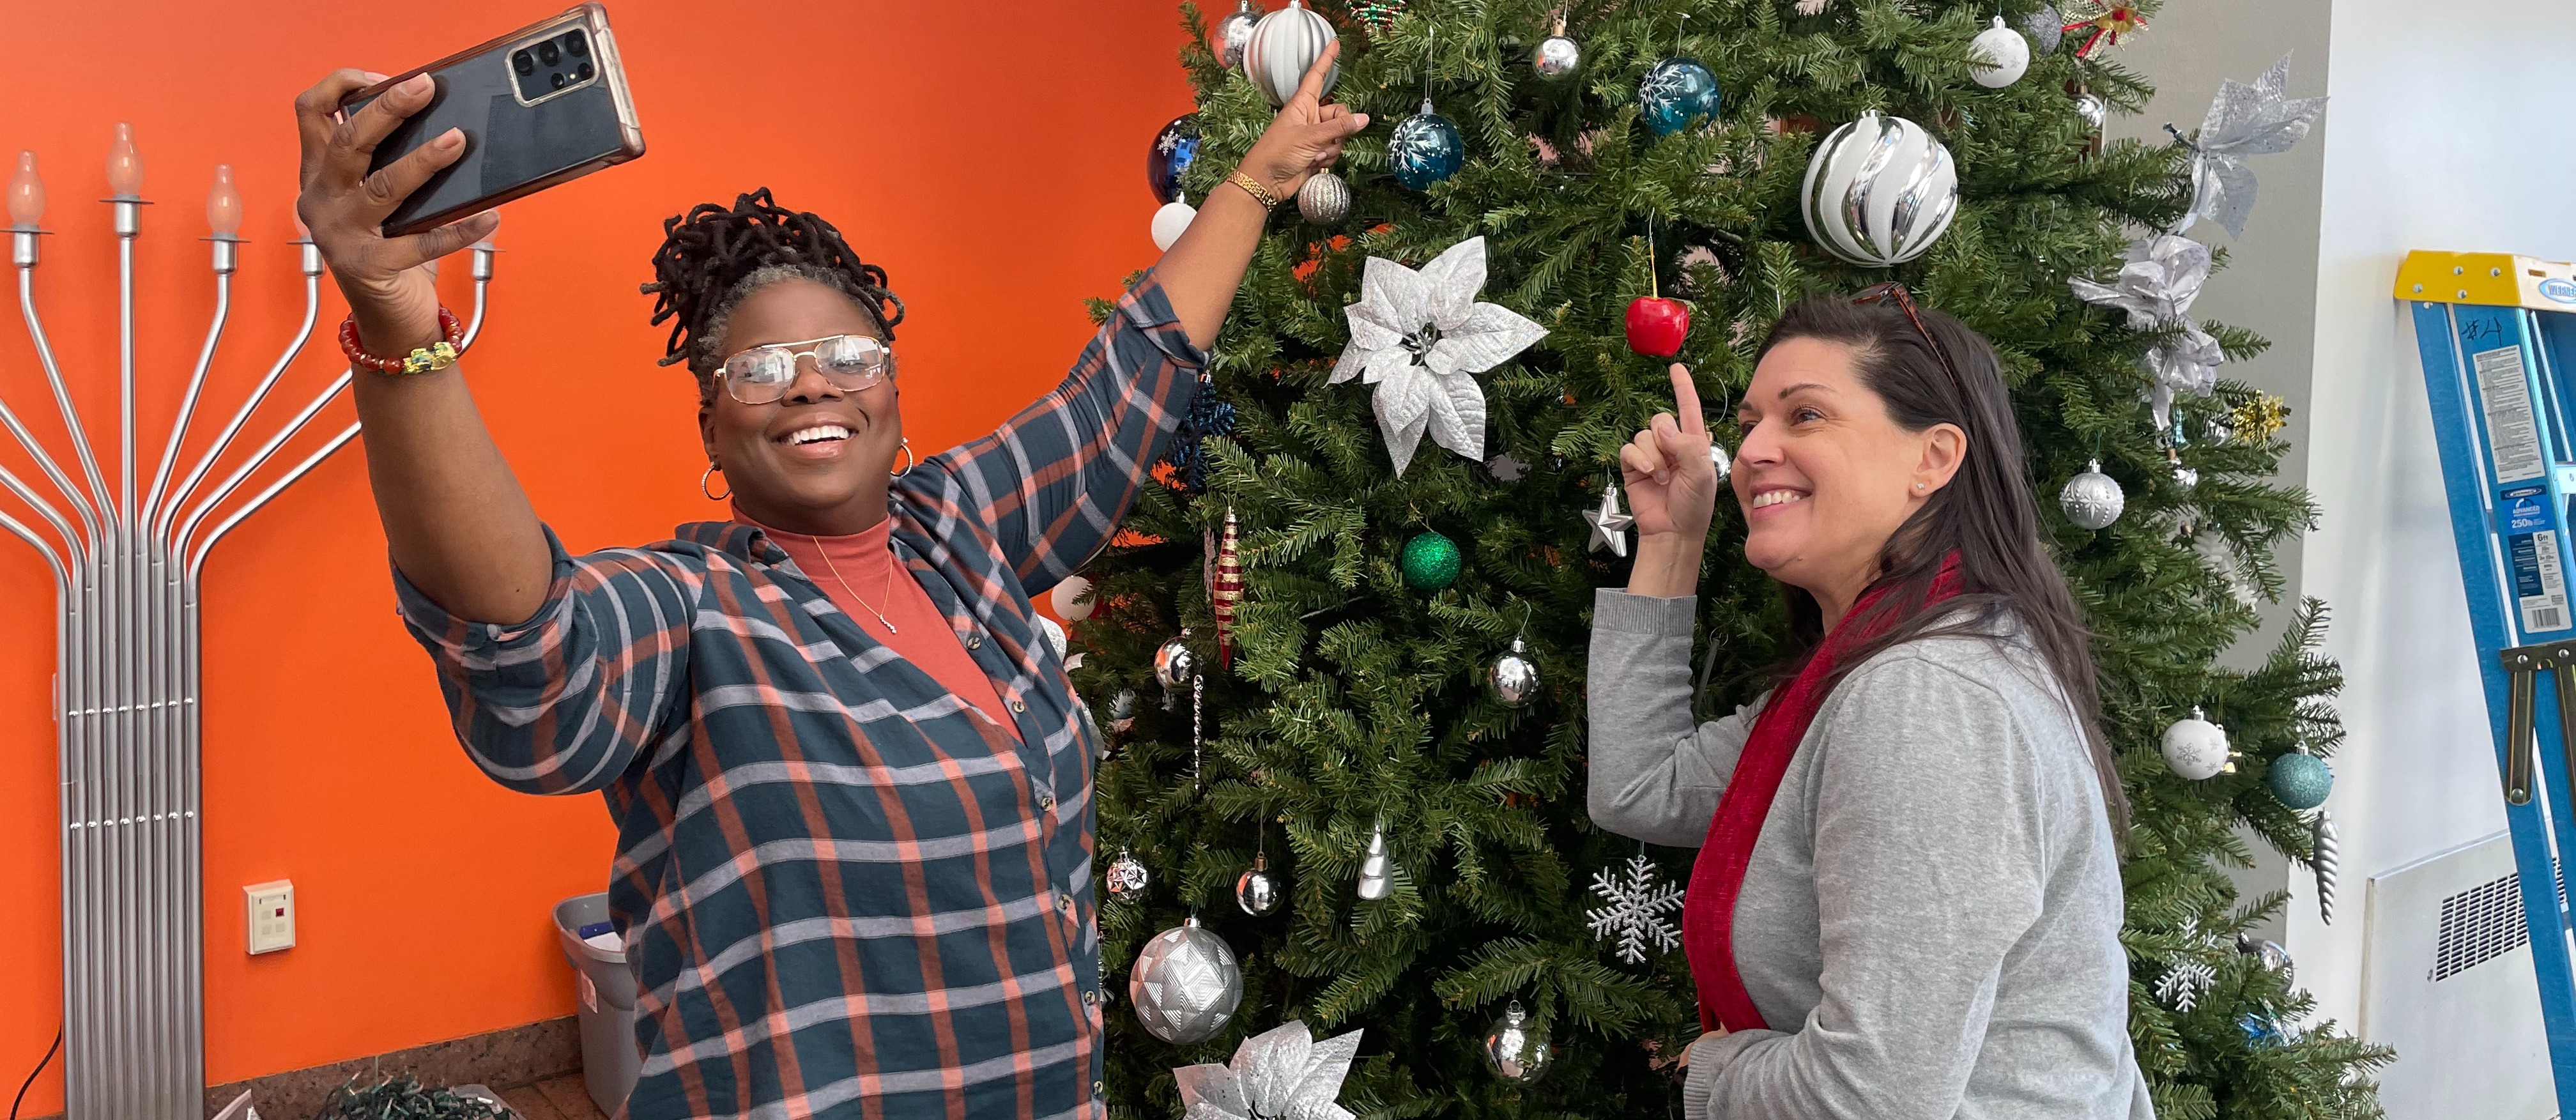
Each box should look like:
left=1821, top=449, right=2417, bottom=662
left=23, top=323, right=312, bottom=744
left=1584, top=474, right=1634, bottom=557
left=1175, top=1020, right=1364, bottom=1120
left=1330, top=236, right=1549, bottom=475
left=2175, top=53, right=2326, bottom=240
left=2069, top=234, right=2225, bottom=429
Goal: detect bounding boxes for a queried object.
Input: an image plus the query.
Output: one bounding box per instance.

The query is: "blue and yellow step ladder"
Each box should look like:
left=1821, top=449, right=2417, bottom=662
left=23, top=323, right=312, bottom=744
left=2399, top=249, right=2576, bottom=1109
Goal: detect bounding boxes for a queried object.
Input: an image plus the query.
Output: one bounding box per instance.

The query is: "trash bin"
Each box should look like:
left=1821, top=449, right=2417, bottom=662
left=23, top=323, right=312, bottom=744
left=554, top=893, right=640, bottom=1117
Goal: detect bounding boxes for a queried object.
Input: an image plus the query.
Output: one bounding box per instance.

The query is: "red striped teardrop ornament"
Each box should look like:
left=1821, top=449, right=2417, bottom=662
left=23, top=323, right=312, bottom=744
left=1214, top=509, right=1245, bottom=666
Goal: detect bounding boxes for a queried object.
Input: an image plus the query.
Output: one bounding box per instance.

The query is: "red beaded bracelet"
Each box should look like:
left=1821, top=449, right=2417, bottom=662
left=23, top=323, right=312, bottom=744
left=341, top=307, right=465, bottom=375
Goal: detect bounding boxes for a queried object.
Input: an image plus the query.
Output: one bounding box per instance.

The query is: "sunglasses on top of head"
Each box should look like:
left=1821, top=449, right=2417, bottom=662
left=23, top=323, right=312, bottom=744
left=717, top=334, right=897, bottom=405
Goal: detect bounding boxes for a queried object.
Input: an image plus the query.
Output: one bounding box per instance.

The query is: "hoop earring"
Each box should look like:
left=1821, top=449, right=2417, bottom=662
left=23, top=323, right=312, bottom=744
left=891, top=439, right=914, bottom=478
left=701, top=463, right=732, bottom=501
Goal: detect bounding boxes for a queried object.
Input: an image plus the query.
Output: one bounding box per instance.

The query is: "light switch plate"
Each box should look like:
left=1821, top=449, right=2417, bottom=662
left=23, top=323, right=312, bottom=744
left=244, top=880, right=294, bottom=954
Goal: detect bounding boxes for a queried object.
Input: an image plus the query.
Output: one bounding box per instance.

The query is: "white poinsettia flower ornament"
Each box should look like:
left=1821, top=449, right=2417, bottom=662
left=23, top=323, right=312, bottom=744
left=1174, top=1020, right=1365, bottom=1120
left=1330, top=236, right=1548, bottom=475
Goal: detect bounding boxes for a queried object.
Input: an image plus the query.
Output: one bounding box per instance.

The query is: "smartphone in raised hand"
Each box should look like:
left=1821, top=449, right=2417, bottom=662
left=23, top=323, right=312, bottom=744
left=341, top=3, right=645, bottom=237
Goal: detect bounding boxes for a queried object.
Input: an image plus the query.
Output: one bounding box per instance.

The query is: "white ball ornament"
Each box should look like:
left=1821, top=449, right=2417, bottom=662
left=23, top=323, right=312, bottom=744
left=1968, top=17, right=2031, bottom=88
left=1799, top=111, right=1959, bottom=267
left=1151, top=200, right=1197, bottom=251
left=2161, top=707, right=2233, bottom=781
left=1243, top=0, right=1340, bottom=109
left=1050, top=575, right=1096, bottom=621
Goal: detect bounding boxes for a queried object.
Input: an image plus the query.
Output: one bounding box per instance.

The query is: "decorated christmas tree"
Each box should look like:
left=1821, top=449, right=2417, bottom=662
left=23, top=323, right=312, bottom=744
left=1073, top=1, right=2393, bottom=1115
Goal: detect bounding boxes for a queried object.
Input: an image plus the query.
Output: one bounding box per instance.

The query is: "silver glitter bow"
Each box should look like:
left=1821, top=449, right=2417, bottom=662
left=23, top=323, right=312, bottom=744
left=1175, top=1020, right=1365, bottom=1120
left=2172, top=53, right=2326, bottom=240
left=1330, top=236, right=1548, bottom=475
left=2070, top=234, right=2224, bottom=429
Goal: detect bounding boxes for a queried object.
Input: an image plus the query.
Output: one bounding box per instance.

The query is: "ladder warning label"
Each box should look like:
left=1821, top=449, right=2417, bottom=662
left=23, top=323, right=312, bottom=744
left=2505, top=482, right=2570, bottom=632
left=2474, top=346, right=2547, bottom=484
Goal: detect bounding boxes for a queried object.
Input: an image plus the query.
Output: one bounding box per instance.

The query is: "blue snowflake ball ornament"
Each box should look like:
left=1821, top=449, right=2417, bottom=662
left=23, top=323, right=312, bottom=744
left=1390, top=101, right=1464, bottom=190
left=1639, top=57, right=1721, bottom=137
left=1147, top=114, right=1201, bottom=205
left=1163, top=385, right=1237, bottom=493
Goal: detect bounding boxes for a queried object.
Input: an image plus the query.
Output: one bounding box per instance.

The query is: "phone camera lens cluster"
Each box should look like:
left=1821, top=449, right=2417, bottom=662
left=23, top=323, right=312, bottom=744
left=513, top=27, right=601, bottom=101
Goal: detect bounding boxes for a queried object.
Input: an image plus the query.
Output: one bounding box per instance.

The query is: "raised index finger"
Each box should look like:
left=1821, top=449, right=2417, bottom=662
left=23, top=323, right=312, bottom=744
left=1668, top=364, right=1706, bottom=434
left=1292, top=38, right=1342, bottom=107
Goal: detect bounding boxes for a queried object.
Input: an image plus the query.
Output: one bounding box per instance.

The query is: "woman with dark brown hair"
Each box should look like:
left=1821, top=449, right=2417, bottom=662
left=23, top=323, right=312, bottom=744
left=1588, top=290, right=2150, bottom=1118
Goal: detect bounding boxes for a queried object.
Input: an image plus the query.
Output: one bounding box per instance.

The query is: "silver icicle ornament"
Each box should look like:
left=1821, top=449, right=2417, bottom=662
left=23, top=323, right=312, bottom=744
left=1356, top=820, right=1395, bottom=900
left=2312, top=809, right=2340, bottom=924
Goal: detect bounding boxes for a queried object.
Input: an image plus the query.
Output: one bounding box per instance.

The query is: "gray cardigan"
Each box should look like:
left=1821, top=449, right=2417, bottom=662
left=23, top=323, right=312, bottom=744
left=1587, top=590, right=2152, bottom=1120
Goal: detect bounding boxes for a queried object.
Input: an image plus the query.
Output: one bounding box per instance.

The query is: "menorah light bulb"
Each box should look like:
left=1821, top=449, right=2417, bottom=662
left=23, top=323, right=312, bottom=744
left=7, top=151, right=40, bottom=227
left=292, top=207, right=310, bottom=241
left=107, top=122, right=143, bottom=197
left=206, top=164, right=241, bottom=236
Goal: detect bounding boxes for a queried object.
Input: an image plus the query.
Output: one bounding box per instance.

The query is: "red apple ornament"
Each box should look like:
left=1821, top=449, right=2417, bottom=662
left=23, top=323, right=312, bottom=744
left=1626, top=297, right=1689, bottom=357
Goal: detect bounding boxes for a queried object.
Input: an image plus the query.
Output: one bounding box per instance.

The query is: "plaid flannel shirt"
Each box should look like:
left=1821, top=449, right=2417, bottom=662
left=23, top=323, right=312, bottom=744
left=395, top=273, right=1204, bottom=1119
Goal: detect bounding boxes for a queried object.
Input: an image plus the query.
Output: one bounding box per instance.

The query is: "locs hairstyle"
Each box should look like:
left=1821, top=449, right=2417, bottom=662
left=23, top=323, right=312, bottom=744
left=1755, top=296, right=2131, bottom=840
left=638, top=187, right=905, bottom=402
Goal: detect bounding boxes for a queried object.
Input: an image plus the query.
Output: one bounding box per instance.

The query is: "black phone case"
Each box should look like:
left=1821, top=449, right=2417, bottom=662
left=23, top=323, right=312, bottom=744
left=351, top=8, right=640, bottom=236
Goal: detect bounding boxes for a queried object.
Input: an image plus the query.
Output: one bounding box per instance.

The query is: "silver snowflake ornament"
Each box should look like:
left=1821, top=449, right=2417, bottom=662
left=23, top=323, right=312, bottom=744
left=2069, top=234, right=2224, bottom=429
left=1330, top=236, right=1548, bottom=475
left=2175, top=53, right=2326, bottom=240
left=1586, top=853, right=1683, bottom=965
left=1174, top=1020, right=1364, bottom=1120
left=2154, top=917, right=2221, bottom=1013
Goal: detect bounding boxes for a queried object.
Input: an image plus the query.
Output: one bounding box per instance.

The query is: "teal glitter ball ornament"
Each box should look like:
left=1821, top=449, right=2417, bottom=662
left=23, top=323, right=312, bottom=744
left=2266, top=750, right=2334, bottom=811
left=1400, top=530, right=1463, bottom=590
left=1390, top=101, right=1465, bottom=190
left=1639, top=57, right=1721, bottom=137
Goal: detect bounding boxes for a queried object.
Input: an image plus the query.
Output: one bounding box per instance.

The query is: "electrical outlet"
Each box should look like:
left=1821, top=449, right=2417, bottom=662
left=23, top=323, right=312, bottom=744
left=244, top=880, right=294, bottom=954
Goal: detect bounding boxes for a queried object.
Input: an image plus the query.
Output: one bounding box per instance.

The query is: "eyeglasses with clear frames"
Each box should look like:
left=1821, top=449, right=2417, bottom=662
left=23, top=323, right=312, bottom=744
left=717, top=334, right=898, bottom=405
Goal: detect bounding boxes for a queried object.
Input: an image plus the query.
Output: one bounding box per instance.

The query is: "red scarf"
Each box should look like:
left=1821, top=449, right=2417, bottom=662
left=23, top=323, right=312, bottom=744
left=1680, top=558, right=1963, bottom=1032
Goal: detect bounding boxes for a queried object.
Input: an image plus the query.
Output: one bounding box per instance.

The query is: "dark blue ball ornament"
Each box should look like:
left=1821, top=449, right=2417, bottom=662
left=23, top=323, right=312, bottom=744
left=1390, top=102, right=1465, bottom=190
left=1147, top=114, right=1202, bottom=204
left=2237, top=1011, right=2293, bottom=1047
left=2266, top=750, right=2334, bottom=811
left=1639, top=57, right=1721, bottom=137
left=1162, top=382, right=1237, bottom=493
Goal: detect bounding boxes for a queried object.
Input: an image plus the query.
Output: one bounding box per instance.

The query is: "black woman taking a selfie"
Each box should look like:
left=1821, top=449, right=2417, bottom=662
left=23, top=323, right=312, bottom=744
left=291, top=47, right=1365, bottom=1120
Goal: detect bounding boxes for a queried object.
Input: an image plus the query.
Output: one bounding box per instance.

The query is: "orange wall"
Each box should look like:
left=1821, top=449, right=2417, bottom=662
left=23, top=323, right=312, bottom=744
left=0, top=3, right=1193, bottom=1110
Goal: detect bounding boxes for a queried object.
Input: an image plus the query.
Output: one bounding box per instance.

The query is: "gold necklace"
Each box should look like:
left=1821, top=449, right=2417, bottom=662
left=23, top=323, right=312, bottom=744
left=800, top=532, right=899, bottom=634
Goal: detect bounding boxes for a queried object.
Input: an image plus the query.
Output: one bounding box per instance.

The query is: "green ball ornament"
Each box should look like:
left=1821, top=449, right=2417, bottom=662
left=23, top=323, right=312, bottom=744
left=2266, top=751, right=2334, bottom=811
left=1400, top=530, right=1462, bottom=590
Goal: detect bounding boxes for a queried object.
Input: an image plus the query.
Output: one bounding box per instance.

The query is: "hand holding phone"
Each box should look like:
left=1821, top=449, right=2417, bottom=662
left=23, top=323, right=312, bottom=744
left=293, top=69, right=495, bottom=358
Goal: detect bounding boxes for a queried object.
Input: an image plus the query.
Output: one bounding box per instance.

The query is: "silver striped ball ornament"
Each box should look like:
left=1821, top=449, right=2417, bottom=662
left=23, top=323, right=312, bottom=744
left=1243, top=0, right=1340, bottom=108
left=1297, top=169, right=1350, bottom=224
left=1799, top=111, right=1959, bottom=267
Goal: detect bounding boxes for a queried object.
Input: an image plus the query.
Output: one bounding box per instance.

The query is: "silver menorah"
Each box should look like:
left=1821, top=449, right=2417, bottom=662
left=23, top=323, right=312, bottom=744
left=4, top=127, right=495, bottom=1120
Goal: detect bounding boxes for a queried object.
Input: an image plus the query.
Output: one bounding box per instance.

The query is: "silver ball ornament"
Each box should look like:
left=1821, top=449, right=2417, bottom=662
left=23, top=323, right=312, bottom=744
left=1481, top=1001, right=1552, bottom=1084
left=2237, top=932, right=2295, bottom=982
left=1800, top=111, right=1958, bottom=266
left=1236, top=852, right=1285, bottom=916
left=1106, top=848, right=1151, bottom=900
left=2023, top=4, right=2065, bottom=55
left=1489, top=636, right=1540, bottom=707
left=1154, top=632, right=1197, bottom=690
left=2058, top=459, right=2124, bottom=530
left=1710, top=441, right=1732, bottom=482
left=1533, top=34, right=1581, bottom=80
left=1211, top=0, right=1262, bottom=72
left=2161, top=707, right=2233, bottom=781
left=1128, top=916, right=1244, bottom=1044
left=1296, top=169, right=1351, bottom=225
left=2074, top=93, right=2109, bottom=132
left=2173, top=463, right=2200, bottom=491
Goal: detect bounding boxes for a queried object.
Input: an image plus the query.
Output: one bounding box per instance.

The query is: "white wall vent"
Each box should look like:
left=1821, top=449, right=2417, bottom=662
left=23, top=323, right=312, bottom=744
left=2361, top=831, right=2556, bottom=1119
